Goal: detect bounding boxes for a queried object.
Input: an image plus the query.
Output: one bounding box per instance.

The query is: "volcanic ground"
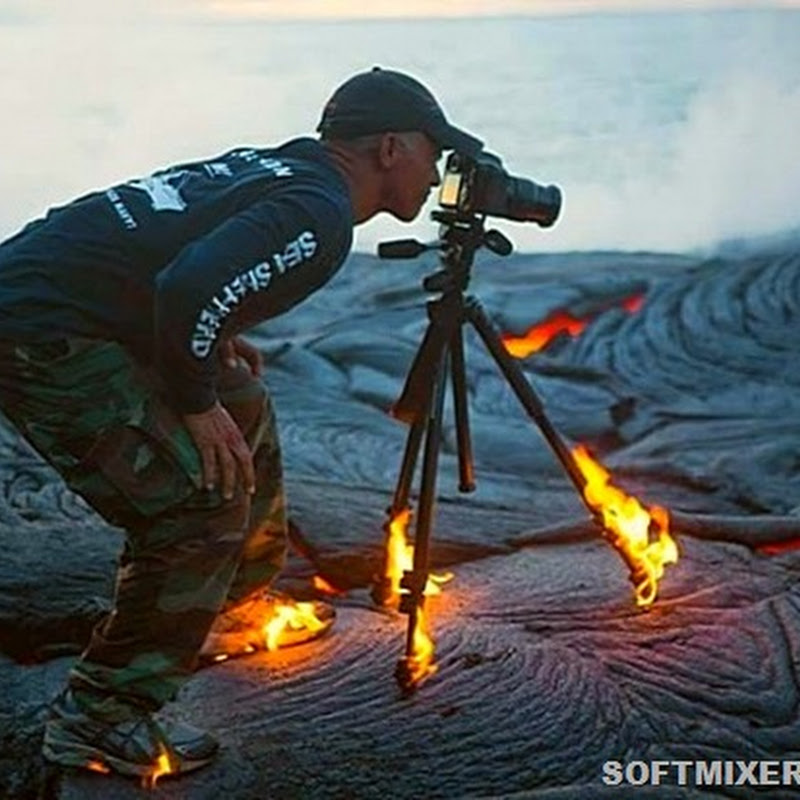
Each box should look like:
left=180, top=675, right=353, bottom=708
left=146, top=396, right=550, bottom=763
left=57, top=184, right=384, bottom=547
left=1, top=233, right=799, bottom=799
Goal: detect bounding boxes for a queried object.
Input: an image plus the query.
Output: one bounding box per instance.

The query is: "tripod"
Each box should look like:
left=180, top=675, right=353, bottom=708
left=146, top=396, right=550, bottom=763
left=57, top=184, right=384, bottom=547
left=373, top=210, right=591, bottom=691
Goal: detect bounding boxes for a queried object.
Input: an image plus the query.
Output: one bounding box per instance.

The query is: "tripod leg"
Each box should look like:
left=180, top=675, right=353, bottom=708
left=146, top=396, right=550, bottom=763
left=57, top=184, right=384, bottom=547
left=372, top=419, right=426, bottom=607
left=406, top=344, right=448, bottom=605
left=391, top=306, right=452, bottom=424
left=391, top=420, right=426, bottom=512
left=396, top=342, right=449, bottom=691
left=450, top=324, right=475, bottom=493
left=465, top=296, right=587, bottom=494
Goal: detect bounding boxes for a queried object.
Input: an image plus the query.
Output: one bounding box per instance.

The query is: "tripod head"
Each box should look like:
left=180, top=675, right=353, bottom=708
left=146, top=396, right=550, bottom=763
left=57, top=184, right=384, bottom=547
left=378, top=210, right=514, bottom=294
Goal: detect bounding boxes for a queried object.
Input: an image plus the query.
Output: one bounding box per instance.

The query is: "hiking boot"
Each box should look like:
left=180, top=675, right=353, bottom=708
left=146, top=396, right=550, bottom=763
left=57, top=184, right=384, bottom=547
left=199, top=591, right=335, bottom=665
left=42, top=690, right=218, bottom=781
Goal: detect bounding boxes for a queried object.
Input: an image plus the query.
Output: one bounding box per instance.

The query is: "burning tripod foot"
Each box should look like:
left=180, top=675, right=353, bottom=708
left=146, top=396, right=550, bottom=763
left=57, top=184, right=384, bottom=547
left=372, top=508, right=453, bottom=691
left=395, top=602, right=439, bottom=693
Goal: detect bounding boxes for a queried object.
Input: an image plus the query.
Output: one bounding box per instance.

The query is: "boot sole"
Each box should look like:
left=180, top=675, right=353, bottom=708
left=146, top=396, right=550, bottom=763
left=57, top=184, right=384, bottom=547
left=43, top=733, right=214, bottom=779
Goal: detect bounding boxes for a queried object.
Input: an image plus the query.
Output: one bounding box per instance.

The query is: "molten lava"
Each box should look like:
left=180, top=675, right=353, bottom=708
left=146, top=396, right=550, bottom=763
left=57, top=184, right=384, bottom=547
left=571, top=444, right=678, bottom=607
left=501, top=294, right=644, bottom=358
left=502, top=310, right=586, bottom=357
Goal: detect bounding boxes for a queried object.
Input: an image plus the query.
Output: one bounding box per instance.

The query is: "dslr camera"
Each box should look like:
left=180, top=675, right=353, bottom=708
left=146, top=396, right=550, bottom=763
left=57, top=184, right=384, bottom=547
left=438, top=151, right=561, bottom=227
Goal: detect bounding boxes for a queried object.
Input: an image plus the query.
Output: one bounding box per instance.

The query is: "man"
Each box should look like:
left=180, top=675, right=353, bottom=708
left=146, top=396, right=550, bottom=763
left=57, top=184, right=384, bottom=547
left=0, top=66, right=482, bottom=780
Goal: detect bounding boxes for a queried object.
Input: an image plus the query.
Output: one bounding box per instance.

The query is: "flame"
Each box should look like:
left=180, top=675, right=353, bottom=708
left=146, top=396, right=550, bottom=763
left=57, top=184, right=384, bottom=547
left=312, top=574, right=345, bottom=596
left=382, top=509, right=453, bottom=689
left=261, top=601, right=328, bottom=651
left=403, top=605, right=438, bottom=686
left=384, top=509, right=453, bottom=604
left=141, top=746, right=175, bottom=790
left=571, top=444, right=678, bottom=607
left=86, top=760, right=111, bottom=775
left=501, top=294, right=645, bottom=358
left=385, top=508, right=412, bottom=599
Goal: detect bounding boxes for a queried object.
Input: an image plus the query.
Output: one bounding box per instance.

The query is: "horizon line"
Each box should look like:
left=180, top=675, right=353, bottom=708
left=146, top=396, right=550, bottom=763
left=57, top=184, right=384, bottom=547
left=203, top=0, right=800, bottom=21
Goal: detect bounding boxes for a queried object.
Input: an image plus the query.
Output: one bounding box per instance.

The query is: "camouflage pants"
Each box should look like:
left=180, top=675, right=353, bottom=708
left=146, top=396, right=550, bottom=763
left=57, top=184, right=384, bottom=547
left=0, top=338, right=287, bottom=717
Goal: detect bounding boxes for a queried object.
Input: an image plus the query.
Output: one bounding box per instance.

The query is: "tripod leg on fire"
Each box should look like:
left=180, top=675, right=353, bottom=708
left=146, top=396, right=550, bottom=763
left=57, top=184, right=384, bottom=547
left=374, top=291, right=470, bottom=605
left=395, top=340, right=450, bottom=691
left=466, top=295, right=671, bottom=601
left=373, top=292, right=478, bottom=690
left=372, top=296, right=454, bottom=608
left=370, top=420, right=425, bottom=607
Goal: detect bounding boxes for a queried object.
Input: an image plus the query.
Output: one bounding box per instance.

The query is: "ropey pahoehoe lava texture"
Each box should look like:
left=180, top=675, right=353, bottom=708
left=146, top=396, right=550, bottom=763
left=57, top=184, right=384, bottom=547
left=2, top=235, right=800, bottom=799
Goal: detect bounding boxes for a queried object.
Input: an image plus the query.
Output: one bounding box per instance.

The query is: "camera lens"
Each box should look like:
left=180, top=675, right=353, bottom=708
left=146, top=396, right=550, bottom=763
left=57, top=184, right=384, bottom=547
left=508, top=179, right=562, bottom=227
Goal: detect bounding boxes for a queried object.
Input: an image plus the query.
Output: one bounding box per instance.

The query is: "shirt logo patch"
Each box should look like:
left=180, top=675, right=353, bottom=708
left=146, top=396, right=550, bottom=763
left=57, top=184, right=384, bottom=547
left=128, top=171, right=188, bottom=212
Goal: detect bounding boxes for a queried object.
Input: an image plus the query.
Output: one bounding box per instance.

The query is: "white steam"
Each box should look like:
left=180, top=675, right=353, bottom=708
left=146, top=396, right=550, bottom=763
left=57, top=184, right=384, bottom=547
left=511, top=72, right=800, bottom=253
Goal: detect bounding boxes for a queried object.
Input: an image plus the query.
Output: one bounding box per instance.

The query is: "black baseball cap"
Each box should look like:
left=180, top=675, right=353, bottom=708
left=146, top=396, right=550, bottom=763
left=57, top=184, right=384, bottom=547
left=317, top=66, right=483, bottom=157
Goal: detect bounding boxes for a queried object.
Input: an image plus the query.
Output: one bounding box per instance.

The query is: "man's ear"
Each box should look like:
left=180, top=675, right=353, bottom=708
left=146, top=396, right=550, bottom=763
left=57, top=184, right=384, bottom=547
left=377, top=132, right=401, bottom=170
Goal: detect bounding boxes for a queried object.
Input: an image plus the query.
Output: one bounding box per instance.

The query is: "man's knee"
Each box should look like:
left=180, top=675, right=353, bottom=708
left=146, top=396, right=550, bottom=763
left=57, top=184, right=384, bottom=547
left=134, top=488, right=252, bottom=556
left=217, top=363, right=275, bottom=445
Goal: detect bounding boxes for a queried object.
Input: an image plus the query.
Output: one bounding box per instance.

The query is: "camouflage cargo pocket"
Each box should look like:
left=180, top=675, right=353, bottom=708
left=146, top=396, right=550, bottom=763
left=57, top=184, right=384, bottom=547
left=70, top=401, right=204, bottom=523
left=1, top=337, right=211, bottom=525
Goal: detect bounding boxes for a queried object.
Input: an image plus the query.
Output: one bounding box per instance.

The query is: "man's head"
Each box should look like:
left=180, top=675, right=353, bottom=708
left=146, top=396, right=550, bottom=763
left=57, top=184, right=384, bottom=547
left=318, top=67, right=482, bottom=223
left=317, top=66, right=482, bottom=157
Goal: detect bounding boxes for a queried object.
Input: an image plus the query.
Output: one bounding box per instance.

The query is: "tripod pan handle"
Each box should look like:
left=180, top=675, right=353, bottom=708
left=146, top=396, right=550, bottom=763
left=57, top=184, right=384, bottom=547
left=377, top=239, right=428, bottom=259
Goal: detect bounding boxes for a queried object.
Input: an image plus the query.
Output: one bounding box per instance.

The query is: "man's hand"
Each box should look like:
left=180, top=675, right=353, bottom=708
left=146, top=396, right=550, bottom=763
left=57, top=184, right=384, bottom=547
left=218, top=336, right=263, bottom=376
left=183, top=401, right=255, bottom=500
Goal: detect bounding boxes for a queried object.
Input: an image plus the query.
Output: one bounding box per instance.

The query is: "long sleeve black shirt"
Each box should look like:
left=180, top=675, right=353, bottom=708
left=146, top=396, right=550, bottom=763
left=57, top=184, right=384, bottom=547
left=0, top=137, right=353, bottom=413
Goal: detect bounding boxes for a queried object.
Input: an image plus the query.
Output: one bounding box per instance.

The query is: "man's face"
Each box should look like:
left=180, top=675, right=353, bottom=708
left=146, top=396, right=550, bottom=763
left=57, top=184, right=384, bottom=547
left=382, top=132, right=442, bottom=222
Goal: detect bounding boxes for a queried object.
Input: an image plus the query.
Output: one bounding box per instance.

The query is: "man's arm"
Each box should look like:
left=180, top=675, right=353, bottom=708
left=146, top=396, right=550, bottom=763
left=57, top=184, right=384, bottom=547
left=154, top=185, right=352, bottom=496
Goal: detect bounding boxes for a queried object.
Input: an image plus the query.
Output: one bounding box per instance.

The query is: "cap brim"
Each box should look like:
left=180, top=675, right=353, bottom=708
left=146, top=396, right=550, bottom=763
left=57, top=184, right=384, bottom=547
left=432, top=121, right=483, bottom=157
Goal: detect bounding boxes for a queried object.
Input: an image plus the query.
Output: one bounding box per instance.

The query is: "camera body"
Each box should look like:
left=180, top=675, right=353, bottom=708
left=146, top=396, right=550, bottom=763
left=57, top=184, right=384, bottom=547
left=438, top=151, right=561, bottom=227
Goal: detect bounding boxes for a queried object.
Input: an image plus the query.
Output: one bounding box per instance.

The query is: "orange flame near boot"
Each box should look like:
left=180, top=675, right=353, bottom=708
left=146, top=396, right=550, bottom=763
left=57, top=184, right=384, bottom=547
left=312, top=574, right=345, bottom=596
left=141, top=746, right=175, bottom=790
left=261, top=601, right=328, bottom=651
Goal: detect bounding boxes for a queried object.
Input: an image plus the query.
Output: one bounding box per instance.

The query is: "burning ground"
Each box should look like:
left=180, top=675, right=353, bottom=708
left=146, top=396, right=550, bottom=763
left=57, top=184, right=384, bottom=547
left=1, top=232, right=799, bottom=798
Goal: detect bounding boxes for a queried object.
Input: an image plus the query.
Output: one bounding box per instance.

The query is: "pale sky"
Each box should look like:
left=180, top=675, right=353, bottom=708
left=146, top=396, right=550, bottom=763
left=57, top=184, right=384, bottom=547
left=2, top=0, right=799, bottom=22
left=1, top=0, right=798, bottom=251
left=204, top=0, right=800, bottom=19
